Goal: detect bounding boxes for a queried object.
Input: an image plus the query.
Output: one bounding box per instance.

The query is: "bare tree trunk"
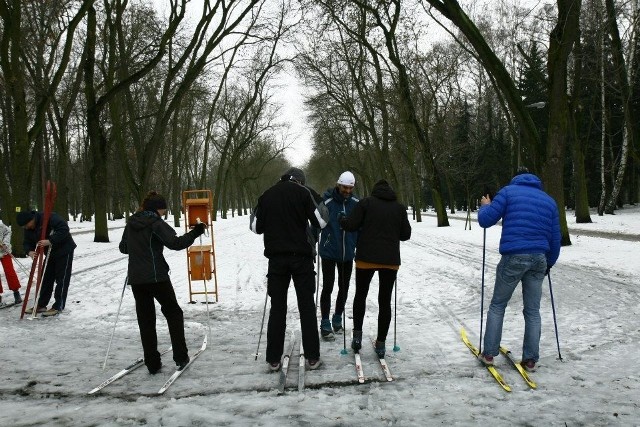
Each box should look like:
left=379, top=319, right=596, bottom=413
left=604, top=0, right=635, bottom=213
left=541, top=0, right=581, bottom=247
left=598, top=3, right=607, bottom=215
left=569, top=30, right=592, bottom=223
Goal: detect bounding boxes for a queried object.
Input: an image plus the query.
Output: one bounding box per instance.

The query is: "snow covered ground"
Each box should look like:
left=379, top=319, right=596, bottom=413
left=0, top=205, right=638, bottom=426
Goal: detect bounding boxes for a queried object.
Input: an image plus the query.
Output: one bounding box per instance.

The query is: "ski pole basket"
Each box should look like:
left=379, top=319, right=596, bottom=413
left=182, top=189, right=218, bottom=303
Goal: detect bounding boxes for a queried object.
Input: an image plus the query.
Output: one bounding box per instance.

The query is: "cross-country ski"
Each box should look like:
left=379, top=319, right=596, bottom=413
left=158, top=335, right=208, bottom=395
left=88, top=346, right=173, bottom=395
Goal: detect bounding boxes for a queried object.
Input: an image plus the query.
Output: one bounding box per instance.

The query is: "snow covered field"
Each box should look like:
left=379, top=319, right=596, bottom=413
left=0, top=206, right=638, bottom=426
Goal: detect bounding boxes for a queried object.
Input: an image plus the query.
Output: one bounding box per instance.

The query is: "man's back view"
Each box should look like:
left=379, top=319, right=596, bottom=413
left=251, top=167, right=329, bottom=371
left=478, top=169, right=561, bottom=372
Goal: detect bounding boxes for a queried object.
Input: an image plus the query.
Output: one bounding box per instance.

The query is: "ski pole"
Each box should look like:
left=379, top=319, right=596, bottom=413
left=20, top=248, right=43, bottom=319
left=0, top=243, right=31, bottom=276
left=547, top=271, right=563, bottom=361
left=315, top=245, right=320, bottom=311
left=196, top=218, right=212, bottom=340
left=341, top=229, right=348, bottom=355
left=31, top=244, right=53, bottom=319
left=393, top=278, right=400, bottom=352
left=479, top=228, right=486, bottom=354
left=9, top=253, right=31, bottom=276
left=102, top=276, right=128, bottom=370
left=254, top=286, right=269, bottom=361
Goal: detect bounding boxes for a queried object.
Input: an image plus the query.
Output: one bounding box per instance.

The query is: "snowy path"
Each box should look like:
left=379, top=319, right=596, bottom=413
left=0, top=211, right=638, bottom=426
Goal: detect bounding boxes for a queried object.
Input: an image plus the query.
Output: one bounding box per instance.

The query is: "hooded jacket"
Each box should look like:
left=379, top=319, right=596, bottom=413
left=478, top=173, right=561, bottom=267
left=22, top=212, right=76, bottom=258
left=319, top=187, right=359, bottom=262
left=119, top=211, right=199, bottom=285
left=340, top=180, right=411, bottom=266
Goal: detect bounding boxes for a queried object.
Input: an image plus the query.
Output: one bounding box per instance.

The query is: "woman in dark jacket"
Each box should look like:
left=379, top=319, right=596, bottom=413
left=119, top=191, right=205, bottom=373
left=340, top=179, right=411, bottom=358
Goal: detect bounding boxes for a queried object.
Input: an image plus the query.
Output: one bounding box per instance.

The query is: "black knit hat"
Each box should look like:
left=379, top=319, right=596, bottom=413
left=282, top=167, right=306, bottom=185
left=142, top=192, right=167, bottom=212
left=16, top=211, right=35, bottom=226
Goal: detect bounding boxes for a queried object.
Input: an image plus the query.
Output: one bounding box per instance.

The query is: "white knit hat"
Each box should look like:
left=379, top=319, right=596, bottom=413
left=337, top=171, right=355, bottom=187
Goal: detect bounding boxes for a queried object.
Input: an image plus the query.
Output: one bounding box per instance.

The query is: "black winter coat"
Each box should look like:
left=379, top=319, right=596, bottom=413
left=22, top=211, right=76, bottom=258
left=250, top=179, right=329, bottom=258
left=340, top=180, right=411, bottom=266
left=119, top=211, right=199, bottom=285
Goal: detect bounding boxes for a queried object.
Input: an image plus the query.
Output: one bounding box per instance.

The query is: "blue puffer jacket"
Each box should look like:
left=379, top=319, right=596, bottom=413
left=478, top=173, right=561, bottom=267
left=319, top=187, right=358, bottom=262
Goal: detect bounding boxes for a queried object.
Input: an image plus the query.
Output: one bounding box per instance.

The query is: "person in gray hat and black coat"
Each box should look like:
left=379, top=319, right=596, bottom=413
left=250, top=167, right=329, bottom=371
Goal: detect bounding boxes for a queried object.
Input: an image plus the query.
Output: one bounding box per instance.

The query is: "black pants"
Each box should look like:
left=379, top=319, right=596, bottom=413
left=266, top=254, right=320, bottom=363
left=38, top=251, right=73, bottom=311
left=320, top=259, right=353, bottom=319
left=352, top=268, right=397, bottom=342
left=131, top=281, right=188, bottom=369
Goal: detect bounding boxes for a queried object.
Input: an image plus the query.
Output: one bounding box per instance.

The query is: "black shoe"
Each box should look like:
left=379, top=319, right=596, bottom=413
left=332, top=314, right=343, bottom=333
left=351, top=330, right=362, bottom=352
left=177, top=357, right=190, bottom=371
left=374, top=340, right=386, bottom=359
left=320, top=319, right=335, bottom=340
left=307, top=358, right=322, bottom=370
left=268, top=361, right=281, bottom=372
left=148, top=362, right=162, bottom=374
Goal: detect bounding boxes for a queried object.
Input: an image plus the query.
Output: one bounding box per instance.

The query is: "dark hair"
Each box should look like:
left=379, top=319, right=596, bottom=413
left=515, top=166, right=530, bottom=176
left=140, top=191, right=167, bottom=213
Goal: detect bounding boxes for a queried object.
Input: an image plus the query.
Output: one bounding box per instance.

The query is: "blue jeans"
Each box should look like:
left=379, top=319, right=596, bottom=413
left=483, top=253, right=546, bottom=362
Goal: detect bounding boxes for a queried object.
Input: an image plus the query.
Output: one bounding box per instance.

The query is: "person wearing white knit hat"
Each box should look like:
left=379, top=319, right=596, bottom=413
left=318, top=171, right=359, bottom=339
left=337, top=171, right=355, bottom=187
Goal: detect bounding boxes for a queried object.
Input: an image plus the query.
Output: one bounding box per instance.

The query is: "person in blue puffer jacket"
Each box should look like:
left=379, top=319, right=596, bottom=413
left=318, top=171, right=359, bottom=339
left=477, top=168, right=561, bottom=373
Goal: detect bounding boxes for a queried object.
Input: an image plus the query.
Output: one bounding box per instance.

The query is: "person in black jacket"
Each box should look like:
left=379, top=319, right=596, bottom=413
left=17, top=210, right=77, bottom=317
left=119, top=191, right=205, bottom=374
left=250, top=167, right=329, bottom=371
left=340, top=179, right=411, bottom=359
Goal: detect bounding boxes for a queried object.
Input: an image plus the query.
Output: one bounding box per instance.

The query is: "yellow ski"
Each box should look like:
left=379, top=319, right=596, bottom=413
left=460, top=328, right=511, bottom=392
left=500, top=346, right=537, bottom=389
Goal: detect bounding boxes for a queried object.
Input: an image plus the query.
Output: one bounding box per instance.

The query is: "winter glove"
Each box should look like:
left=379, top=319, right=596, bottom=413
left=337, top=212, right=347, bottom=229
left=545, top=266, right=551, bottom=276
left=193, top=222, right=206, bottom=237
